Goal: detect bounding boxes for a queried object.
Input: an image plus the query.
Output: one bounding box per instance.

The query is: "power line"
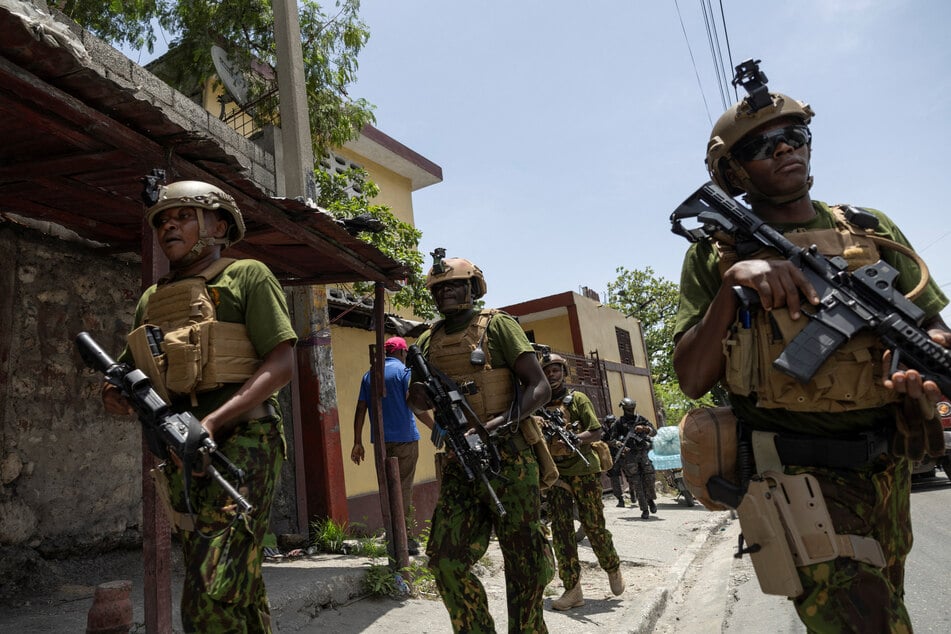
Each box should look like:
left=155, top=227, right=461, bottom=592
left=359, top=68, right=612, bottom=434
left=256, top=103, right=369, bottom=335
left=699, top=0, right=728, bottom=111
left=674, top=0, right=714, bottom=126
left=918, top=229, right=951, bottom=254
left=717, top=0, right=737, bottom=102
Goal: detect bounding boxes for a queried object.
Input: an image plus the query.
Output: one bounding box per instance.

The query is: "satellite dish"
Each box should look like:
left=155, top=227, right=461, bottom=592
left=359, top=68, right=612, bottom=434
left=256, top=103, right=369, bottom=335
left=211, top=45, right=249, bottom=105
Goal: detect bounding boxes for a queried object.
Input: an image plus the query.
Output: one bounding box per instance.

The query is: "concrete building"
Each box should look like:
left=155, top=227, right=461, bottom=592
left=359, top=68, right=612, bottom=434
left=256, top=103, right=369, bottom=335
left=501, top=289, right=658, bottom=424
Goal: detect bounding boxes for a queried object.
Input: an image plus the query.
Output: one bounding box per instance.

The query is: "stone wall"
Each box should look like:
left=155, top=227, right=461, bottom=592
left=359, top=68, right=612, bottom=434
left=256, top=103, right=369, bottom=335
left=0, top=222, right=298, bottom=566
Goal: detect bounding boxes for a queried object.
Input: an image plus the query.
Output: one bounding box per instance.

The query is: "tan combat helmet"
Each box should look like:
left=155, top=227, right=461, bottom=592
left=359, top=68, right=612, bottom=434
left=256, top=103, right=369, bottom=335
left=425, top=248, right=487, bottom=310
left=541, top=352, right=570, bottom=378
left=706, top=59, right=815, bottom=205
left=146, top=180, right=246, bottom=250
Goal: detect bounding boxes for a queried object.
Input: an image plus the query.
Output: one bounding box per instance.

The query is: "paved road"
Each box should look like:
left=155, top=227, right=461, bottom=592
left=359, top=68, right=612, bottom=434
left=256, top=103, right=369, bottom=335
left=654, top=473, right=951, bottom=633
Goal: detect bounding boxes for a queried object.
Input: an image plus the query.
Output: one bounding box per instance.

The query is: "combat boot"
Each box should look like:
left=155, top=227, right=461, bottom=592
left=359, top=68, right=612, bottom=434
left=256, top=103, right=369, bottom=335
left=552, top=583, right=584, bottom=610
left=607, top=568, right=626, bottom=596
left=615, top=497, right=625, bottom=508
left=648, top=500, right=657, bottom=514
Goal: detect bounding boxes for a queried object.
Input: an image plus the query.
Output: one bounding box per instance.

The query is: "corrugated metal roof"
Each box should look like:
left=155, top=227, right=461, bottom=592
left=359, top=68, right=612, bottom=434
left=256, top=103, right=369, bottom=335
left=0, top=2, right=406, bottom=288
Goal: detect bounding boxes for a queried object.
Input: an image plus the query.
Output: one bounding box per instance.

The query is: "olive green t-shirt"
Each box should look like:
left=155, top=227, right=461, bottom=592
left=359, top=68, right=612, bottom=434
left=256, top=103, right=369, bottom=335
left=123, top=258, right=297, bottom=418
left=674, top=201, right=949, bottom=435
left=550, top=389, right=602, bottom=476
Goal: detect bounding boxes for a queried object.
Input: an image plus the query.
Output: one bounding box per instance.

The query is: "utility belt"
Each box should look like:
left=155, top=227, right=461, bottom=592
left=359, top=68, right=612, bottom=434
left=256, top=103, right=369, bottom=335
left=770, top=429, right=890, bottom=470
left=738, top=426, right=888, bottom=598
left=678, top=407, right=890, bottom=599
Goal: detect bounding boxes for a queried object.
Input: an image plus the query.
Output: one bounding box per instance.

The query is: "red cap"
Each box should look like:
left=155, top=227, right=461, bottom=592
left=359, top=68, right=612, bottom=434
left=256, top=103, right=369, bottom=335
left=384, top=336, right=408, bottom=352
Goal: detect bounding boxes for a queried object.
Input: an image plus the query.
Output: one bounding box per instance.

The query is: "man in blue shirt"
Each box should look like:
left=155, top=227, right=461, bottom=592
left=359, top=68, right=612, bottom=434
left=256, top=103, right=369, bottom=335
left=351, top=336, right=433, bottom=553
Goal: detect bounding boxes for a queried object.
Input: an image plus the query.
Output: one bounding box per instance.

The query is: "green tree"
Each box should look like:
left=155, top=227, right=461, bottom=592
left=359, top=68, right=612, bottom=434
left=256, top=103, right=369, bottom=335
left=315, top=167, right=436, bottom=319
left=606, top=266, right=717, bottom=425
left=53, top=0, right=375, bottom=152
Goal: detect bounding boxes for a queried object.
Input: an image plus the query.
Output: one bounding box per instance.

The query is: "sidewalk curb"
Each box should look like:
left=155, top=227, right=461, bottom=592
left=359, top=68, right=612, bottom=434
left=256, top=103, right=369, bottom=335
left=625, top=512, right=732, bottom=634
left=266, top=556, right=372, bottom=631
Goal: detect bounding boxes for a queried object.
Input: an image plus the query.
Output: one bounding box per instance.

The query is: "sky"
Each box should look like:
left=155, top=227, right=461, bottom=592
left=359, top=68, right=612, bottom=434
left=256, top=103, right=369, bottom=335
left=121, top=1, right=951, bottom=321
left=346, top=0, right=951, bottom=321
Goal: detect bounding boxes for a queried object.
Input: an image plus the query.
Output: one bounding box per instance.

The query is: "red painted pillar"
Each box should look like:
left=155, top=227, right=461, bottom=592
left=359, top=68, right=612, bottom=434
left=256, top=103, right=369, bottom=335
left=290, top=285, right=349, bottom=525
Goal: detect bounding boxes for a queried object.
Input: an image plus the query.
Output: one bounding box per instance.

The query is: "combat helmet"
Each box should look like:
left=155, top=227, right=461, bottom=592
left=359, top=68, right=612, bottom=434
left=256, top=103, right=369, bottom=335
left=619, top=397, right=637, bottom=412
left=146, top=180, right=246, bottom=249
left=706, top=59, right=815, bottom=204
left=541, top=353, right=570, bottom=377
left=425, top=248, right=487, bottom=311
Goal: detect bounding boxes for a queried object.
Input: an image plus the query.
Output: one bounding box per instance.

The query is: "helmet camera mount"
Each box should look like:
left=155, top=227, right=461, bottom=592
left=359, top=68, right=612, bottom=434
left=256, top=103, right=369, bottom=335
left=732, top=58, right=772, bottom=112
left=430, top=247, right=447, bottom=275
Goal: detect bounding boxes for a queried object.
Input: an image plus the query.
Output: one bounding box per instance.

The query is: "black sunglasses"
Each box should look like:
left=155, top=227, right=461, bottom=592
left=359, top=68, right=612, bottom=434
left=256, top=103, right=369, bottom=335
left=733, top=124, right=812, bottom=162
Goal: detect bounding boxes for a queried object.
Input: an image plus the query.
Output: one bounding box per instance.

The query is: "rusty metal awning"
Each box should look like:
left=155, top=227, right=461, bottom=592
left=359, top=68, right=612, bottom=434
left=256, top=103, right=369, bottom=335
left=0, top=2, right=407, bottom=288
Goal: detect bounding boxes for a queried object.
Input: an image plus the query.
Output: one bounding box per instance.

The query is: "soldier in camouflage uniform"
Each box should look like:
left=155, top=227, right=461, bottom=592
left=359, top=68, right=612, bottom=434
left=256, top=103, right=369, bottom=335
left=102, top=181, right=296, bottom=633
left=673, top=61, right=950, bottom=631
left=605, top=398, right=657, bottom=519
left=408, top=253, right=555, bottom=633
left=539, top=354, right=624, bottom=611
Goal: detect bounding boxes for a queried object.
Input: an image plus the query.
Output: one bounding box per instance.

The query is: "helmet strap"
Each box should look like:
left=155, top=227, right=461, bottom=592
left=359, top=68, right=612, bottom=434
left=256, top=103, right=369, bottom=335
left=728, top=158, right=814, bottom=207
left=439, top=282, right=474, bottom=313
left=176, top=211, right=226, bottom=266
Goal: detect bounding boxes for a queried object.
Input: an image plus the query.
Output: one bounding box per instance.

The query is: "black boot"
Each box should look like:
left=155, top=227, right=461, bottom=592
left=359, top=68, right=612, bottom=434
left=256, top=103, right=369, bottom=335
left=648, top=500, right=657, bottom=514
left=615, top=497, right=625, bottom=508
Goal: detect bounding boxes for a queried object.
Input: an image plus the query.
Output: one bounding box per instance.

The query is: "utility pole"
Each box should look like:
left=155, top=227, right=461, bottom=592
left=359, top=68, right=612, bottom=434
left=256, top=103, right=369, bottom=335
left=272, top=0, right=349, bottom=530
left=272, top=0, right=316, bottom=201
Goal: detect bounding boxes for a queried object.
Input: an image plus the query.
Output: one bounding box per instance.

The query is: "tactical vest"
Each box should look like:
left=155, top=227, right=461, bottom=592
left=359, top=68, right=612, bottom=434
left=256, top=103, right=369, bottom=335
left=425, top=309, right=515, bottom=420
left=717, top=206, right=900, bottom=412
left=128, top=258, right=261, bottom=405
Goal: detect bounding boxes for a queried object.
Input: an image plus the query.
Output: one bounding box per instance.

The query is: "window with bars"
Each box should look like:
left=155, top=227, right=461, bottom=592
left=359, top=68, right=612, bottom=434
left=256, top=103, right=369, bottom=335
left=616, top=327, right=634, bottom=366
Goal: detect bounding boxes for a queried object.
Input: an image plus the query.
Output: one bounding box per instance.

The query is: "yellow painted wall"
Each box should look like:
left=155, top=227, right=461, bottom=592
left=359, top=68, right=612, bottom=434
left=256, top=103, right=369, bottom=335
left=518, top=312, right=572, bottom=353
left=332, top=326, right=436, bottom=498
left=573, top=296, right=647, bottom=368
left=335, top=147, right=415, bottom=227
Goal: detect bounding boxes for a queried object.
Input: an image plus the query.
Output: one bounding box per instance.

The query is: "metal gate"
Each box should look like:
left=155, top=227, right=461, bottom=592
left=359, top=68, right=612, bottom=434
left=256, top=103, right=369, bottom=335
left=562, top=351, right=611, bottom=419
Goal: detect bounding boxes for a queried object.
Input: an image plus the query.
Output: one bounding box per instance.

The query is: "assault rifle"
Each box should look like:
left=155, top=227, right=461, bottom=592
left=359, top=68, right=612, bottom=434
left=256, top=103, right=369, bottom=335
left=76, top=332, right=252, bottom=515
left=534, top=408, right=589, bottom=466
left=670, top=182, right=951, bottom=394
left=406, top=344, right=506, bottom=516
left=611, top=421, right=653, bottom=465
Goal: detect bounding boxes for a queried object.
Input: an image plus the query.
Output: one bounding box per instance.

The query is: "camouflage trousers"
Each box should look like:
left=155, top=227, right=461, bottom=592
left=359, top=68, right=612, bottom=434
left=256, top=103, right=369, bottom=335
left=610, top=449, right=656, bottom=510
left=548, top=473, right=620, bottom=589
left=167, top=413, right=285, bottom=634
left=788, top=455, right=912, bottom=633
left=427, top=443, right=555, bottom=633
